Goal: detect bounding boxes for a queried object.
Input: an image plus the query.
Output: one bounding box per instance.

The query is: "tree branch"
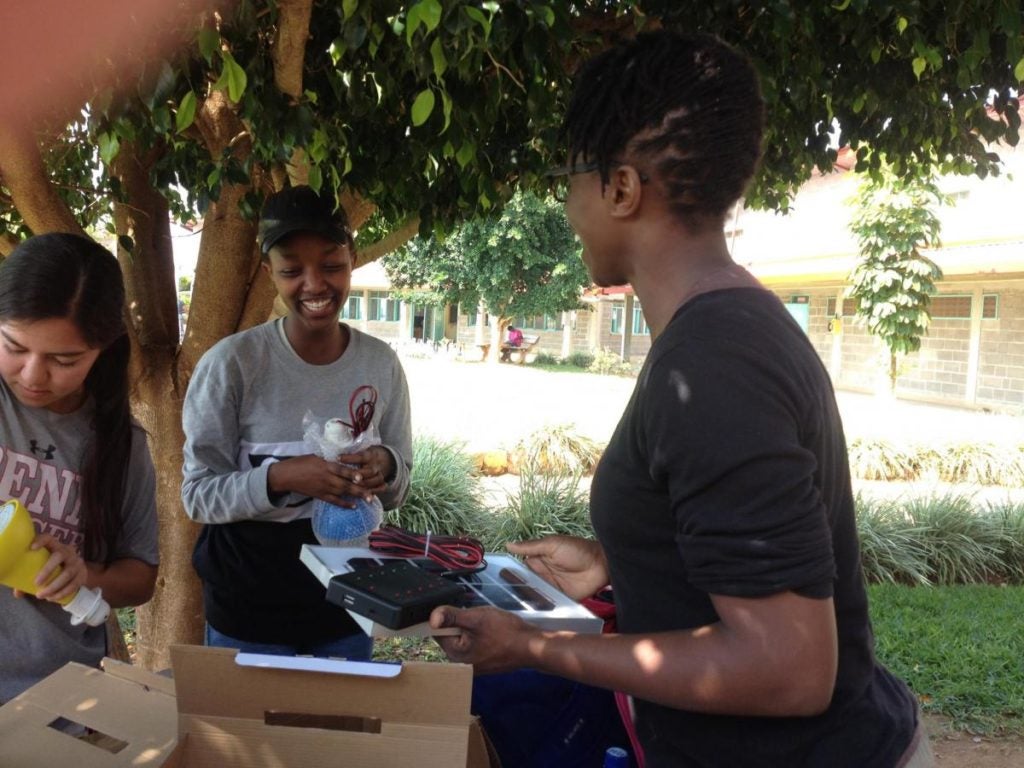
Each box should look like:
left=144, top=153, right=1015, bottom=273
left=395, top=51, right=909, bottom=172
left=356, top=216, right=421, bottom=267
left=0, top=123, right=85, bottom=236
left=272, top=0, right=314, bottom=102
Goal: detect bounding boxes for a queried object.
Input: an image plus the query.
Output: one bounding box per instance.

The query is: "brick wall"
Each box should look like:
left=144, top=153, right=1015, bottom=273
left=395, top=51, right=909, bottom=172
left=977, top=288, right=1024, bottom=409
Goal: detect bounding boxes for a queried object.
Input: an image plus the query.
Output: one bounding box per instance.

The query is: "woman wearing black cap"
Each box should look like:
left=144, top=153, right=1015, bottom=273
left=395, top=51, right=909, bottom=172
left=181, top=185, right=412, bottom=659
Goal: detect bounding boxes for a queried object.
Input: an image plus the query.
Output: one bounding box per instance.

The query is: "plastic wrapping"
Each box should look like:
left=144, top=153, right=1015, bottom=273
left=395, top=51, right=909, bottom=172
left=303, top=410, right=384, bottom=547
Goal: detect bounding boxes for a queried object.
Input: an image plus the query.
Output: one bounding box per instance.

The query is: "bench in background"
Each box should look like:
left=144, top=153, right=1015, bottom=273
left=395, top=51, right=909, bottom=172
left=500, top=333, right=539, bottom=363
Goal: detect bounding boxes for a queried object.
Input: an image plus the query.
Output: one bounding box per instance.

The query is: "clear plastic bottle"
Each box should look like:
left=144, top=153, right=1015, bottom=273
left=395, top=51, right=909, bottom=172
left=603, top=746, right=629, bottom=768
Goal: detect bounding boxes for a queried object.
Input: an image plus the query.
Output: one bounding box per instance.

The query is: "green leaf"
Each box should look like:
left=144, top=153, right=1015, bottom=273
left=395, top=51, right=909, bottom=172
left=464, top=7, right=491, bottom=37
left=342, top=0, right=359, bottom=20
left=430, top=37, right=447, bottom=78
left=221, top=52, right=247, bottom=102
left=456, top=140, right=475, bottom=168
left=912, top=57, right=927, bottom=79
left=198, top=27, right=220, bottom=64
left=417, top=0, right=442, bottom=32
left=411, top=89, right=435, bottom=126
left=308, top=164, right=323, bottom=193
left=1015, top=57, right=1024, bottom=82
left=98, top=132, right=120, bottom=165
left=176, top=91, right=197, bottom=133
left=440, top=89, right=452, bottom=133
left=897, top=16, right=908, bottom=34
left=406, top=4, right=422, bottom=44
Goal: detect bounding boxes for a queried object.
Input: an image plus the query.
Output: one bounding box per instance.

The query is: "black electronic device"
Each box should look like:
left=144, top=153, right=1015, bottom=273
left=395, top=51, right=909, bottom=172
left=325, top=559, right=465, bottom=630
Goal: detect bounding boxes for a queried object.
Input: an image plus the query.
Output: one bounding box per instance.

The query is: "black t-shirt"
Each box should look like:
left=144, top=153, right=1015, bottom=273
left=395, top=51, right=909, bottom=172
left=590, top=288, right=917, bottom=767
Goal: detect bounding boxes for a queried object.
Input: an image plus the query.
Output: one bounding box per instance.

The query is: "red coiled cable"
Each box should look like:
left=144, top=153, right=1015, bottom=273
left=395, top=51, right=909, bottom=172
left=369, top=524, right=486, bottom=573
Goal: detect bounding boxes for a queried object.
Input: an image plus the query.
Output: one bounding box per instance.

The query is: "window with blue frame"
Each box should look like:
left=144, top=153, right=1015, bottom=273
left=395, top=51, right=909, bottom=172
left=611, top=300, right=649, bottom=335
left=515, top=314, right=562, bottom=331
left=341, top=295, right=361, bottom=320
left=369, top=291, right=400, bottom=322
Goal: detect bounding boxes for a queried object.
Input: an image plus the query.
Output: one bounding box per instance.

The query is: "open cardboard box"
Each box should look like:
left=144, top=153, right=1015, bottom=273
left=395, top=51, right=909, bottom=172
left=0, top=657, right=177, bottom=767
left=0, top=647, right=496, bottom=768
left=163, top=644, right=495, bottom=768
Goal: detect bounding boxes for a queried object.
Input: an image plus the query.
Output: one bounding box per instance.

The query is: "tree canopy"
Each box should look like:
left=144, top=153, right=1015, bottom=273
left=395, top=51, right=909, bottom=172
left=384, top=190, right=587, bottom=330
left=849, top=165, right=948, bottom=390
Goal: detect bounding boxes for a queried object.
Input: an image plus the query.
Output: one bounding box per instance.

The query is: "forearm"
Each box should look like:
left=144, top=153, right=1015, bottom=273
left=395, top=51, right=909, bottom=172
left=519, top=597, right=837, bottom=717
left=182, top=463, right=274, bottom=524
left=85, top=558, right=158, bottom=608
left=376, top=445, right=410, bottom=509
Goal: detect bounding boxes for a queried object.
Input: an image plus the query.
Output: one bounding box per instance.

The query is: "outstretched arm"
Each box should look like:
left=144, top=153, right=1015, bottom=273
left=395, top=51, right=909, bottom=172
left=431, top=589, right=837, bottom=718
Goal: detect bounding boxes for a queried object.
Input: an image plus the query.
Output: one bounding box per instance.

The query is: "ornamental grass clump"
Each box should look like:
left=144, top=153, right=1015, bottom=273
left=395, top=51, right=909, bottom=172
left=510, top=423, right=604, bottom=476
left=848, top=438, right=916, bottom=481
left=387, top=435, right=491, bottom=538
left=937, top=442, right=1015, bottom=486
left=488, top=453, right=593, bottom=550
left=855, top=495, right=932, bottom=585
left=903, top=494, right=1003, bottom=585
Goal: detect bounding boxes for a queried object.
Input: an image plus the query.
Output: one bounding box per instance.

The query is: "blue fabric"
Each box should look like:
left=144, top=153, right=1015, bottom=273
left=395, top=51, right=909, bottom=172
left=472, top=670, right=634, bottom=768
left=204, top=623, right=373, bottom=660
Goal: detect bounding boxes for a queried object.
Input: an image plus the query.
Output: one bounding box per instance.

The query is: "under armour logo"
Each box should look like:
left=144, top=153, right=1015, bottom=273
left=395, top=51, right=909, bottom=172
left=29, top=440, right=56, bottom=460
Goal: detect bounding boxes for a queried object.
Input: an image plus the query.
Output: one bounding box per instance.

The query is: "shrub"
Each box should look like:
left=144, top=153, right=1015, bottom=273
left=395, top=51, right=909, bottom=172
left=937, top=442, right=1017, bottom=486
left=564, top=351, right=594, bottom=369
left=387, top=435, right=492, bottom=538
left=990, top=500, right=1024, bottom=582
left=856, top=495, right=1024, bottom=586
left=903, top=494, right=1004, bottom=585
left=487, top=455, right=593, bottom=549
left=848, top=438, right=916, bottom=481
left=532, top=351, right=560, bottom=366
left=587, top=348, right=634, bottom=377
left=855, top=495, right=932, bottom=585
left=510, top=423, right=604, bottom=476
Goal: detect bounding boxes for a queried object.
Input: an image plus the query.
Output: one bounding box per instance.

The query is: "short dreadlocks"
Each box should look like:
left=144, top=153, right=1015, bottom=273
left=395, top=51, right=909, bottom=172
left=563, top=30, right=765, bottom=224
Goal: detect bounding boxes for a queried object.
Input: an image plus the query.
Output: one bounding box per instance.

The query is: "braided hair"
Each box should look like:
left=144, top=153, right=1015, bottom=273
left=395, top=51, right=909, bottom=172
left=0, top=233, right=133, bottom=563
left=563, top=30, right=765, bottom=224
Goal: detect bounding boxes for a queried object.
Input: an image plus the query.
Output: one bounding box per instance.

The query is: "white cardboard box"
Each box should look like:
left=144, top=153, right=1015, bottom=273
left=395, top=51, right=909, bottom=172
left=301, top=544, right=604, bottom=637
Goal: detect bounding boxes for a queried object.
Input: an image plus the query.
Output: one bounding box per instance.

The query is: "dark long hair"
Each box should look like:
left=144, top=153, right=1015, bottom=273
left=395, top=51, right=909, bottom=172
left=0, top=233, right=132, bottom=563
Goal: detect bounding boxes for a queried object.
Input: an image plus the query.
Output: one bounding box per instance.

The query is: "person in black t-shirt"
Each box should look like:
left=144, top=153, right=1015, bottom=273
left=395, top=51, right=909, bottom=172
left=431, top=30, right=932, bottom=767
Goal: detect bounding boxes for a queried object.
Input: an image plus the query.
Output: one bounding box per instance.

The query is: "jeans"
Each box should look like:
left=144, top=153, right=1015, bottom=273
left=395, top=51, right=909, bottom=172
left=204, top=623, right=374, bottom=661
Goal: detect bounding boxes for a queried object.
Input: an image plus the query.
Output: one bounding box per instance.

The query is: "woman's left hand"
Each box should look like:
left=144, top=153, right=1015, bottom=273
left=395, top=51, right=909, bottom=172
left=28, top=533, right=88, bottom=602
left=429, top=605, right=538, bottom=675
left=336, top=445, right=395, bottom=493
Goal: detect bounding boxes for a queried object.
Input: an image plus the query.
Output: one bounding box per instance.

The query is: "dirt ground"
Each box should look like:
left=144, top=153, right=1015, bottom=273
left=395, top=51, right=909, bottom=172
left=927, top=715, right=1024, bottom=767
left=400, top=353, right=1024, bottom=764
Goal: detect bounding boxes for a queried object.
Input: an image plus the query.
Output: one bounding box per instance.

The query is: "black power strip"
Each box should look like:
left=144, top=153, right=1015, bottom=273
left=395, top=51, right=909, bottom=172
left=326, top=559, right=465, bottom=630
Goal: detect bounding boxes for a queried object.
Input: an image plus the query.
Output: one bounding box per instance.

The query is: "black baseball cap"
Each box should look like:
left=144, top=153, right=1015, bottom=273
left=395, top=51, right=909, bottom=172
left=257, top=185, right=352, bottom=254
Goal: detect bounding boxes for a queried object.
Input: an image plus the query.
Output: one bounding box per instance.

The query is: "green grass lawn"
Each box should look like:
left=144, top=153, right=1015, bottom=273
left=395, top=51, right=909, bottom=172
left=869, top=583, right=1024, bottom=735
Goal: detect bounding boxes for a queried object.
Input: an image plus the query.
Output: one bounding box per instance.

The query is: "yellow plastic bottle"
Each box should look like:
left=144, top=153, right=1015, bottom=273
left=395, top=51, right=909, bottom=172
left=0, top=498, right=109, bottom=626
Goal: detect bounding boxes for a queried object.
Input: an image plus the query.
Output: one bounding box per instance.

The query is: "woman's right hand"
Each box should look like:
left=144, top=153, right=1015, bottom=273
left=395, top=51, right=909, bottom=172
left=506, top=535, right=609, bottom=601
left=267, top=454, right=379, bottom=508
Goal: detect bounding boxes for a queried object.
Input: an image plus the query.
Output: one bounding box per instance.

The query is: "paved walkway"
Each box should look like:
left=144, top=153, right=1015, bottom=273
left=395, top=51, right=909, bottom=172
left=401, top=355, right=1023, bottom=506
left=403, top=355, right=1022, bottom=451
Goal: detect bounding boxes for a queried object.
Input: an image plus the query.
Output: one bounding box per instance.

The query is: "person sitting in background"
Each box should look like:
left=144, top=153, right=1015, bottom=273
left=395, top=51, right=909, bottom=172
left=506, top=325, right=524, bottom=347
